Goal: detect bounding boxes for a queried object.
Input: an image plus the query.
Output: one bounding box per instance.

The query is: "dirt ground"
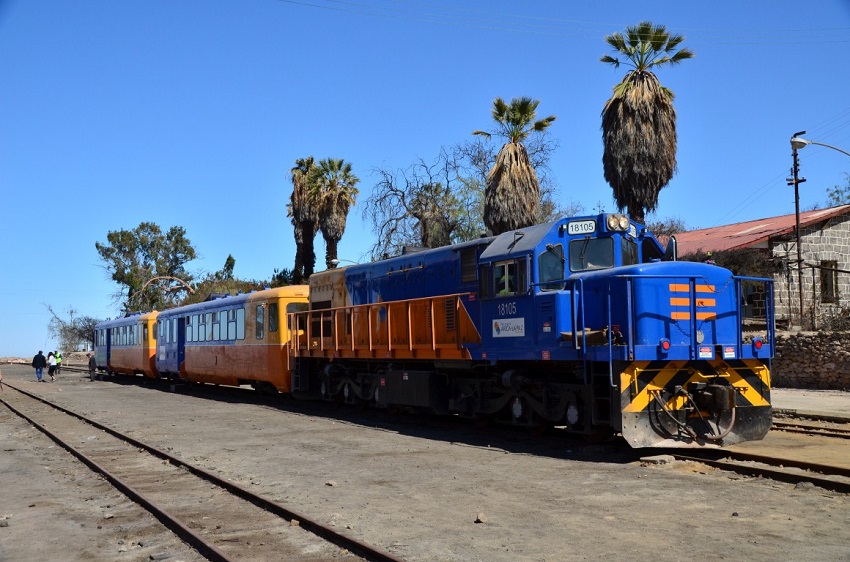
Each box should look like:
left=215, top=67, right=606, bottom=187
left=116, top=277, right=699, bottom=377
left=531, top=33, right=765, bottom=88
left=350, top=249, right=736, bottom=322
left=1, top=360, right=849, bottom=562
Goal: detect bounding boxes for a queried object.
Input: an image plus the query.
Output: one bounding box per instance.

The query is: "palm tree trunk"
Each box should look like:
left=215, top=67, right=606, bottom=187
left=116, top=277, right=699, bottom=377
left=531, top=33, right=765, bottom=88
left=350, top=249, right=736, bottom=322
left=292, top=225, right=305, bottom=284
left=323, top=232, right=339, bottom=270
left=303, top=223, right=317, bottom=278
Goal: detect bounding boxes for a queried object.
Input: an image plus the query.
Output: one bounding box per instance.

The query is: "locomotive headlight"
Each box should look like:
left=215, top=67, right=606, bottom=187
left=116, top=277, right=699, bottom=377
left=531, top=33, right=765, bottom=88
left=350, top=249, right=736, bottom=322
left=606, top=213, right=630, bottom=232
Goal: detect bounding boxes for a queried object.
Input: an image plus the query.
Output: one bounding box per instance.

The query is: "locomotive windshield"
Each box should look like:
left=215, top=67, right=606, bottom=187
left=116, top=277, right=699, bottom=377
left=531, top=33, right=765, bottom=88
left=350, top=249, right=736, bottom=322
left=569, top=237, right=614, bottom=271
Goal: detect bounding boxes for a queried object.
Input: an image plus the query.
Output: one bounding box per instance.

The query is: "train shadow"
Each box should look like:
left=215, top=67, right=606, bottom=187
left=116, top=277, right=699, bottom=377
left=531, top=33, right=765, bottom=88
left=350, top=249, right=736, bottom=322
left=99, top=373, right=647, bottom=465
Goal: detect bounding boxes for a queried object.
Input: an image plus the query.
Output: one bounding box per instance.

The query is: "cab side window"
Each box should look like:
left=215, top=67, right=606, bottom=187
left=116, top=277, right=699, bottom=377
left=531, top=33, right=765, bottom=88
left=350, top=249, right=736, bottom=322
left=494, top=260, right=526, bottom=296
left=496, top=262, right=516, bottom=295
left=538, top=244, right=565, bottom=291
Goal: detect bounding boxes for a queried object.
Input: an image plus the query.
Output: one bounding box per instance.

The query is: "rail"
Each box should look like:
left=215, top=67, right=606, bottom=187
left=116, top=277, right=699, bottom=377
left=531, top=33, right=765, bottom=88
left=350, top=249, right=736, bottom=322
left=0, top=382, right=404, bottom=562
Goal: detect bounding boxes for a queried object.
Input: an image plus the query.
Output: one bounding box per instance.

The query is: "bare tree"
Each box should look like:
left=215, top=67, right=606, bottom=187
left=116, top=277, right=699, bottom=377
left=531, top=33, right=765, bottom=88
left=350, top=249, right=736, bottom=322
left=366, top=135, right=581, bottom=260
left=364, top=150, right=478, bottom=259
left=46, top=305, right=101, bottom=351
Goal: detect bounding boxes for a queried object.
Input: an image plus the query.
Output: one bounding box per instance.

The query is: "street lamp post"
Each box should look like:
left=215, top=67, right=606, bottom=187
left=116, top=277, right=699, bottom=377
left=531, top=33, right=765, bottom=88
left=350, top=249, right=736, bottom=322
left=788, top=133, right=850, bottom=328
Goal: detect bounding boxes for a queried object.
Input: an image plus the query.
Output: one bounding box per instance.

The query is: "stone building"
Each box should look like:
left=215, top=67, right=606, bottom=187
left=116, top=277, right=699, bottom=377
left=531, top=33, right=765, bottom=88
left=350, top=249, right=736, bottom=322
left=673, top=204, right=850, bottom=330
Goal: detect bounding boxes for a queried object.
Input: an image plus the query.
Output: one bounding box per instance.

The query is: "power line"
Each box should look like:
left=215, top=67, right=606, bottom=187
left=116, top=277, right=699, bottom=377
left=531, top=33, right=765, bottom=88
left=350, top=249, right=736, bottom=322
left=276, top=0, right=850, bottom=43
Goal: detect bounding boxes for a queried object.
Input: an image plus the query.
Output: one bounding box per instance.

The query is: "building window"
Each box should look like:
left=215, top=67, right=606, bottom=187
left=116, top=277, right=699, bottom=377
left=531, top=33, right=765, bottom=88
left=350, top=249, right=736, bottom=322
left=821, top=260, right=838, bottom=304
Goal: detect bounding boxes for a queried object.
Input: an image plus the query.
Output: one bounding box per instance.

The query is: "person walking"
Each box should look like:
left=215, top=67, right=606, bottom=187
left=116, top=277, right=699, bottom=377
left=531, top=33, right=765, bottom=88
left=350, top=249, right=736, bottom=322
left=47, top=352, right=57, bottom=382
left=87, top=353, right=98, bottom=381
left=31, top=350, right=47, bottom=382
left=0, top=366, right=5, bottom=392
left=55, top=351, right=62, bottom=374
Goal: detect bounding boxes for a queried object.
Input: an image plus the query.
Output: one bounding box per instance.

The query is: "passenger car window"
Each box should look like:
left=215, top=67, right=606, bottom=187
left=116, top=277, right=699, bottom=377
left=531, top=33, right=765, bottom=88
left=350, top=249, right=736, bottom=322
left=269, top=303, right=279, bottom=332
left=256, top=305, right=264, bottom=340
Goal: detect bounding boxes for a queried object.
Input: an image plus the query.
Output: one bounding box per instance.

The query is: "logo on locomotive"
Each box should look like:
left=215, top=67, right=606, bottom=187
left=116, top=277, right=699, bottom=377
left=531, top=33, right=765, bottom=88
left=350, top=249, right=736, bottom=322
left=492, top=318, right=525, bottom=337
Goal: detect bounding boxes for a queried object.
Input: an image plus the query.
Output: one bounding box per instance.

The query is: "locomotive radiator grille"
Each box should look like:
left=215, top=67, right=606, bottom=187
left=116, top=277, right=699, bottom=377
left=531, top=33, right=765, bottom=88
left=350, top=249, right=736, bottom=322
left=620, top=360, right=771, bottom=413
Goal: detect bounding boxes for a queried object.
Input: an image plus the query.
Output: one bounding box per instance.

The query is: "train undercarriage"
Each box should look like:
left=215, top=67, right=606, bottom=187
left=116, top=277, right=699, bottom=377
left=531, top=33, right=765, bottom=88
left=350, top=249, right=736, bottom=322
left=295, top=358, right=619, bottom=438
left=292, top=357, right=772, bottom=447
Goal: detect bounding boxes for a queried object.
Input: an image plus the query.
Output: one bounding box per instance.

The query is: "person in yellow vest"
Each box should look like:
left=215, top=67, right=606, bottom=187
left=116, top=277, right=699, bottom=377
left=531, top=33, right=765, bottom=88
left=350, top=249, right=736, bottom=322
left=55, top=351, right=62, bottom=375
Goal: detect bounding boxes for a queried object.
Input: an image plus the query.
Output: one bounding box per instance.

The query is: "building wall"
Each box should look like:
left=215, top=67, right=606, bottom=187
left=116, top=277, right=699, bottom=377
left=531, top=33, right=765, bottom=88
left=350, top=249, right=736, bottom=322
left=770, top=214, right=850, bottom=329
left=773, top=331, right=850, bottom=389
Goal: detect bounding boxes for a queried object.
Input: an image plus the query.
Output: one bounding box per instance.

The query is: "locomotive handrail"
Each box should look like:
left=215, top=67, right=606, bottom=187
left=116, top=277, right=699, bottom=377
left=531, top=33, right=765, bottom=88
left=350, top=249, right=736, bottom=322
left=733, top=274, right=776, bottom=354
left=289, top=292, right=480, bottom=359
left=563, top=277, right=590, bottom=385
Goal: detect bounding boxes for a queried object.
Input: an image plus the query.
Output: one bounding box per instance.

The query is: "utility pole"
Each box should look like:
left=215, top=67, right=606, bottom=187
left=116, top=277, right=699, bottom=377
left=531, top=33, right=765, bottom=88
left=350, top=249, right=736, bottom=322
left=787, top=130, right=807, bottom=328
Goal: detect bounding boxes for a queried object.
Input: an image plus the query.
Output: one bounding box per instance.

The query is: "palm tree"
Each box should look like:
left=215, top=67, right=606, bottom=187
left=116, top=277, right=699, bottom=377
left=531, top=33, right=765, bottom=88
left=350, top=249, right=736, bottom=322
left=600, top=21, right=694, bottom=224
left=308, top=158, right=360, bottom=269
left=288, top=157, right=319, bottom=284
left=473, top=97, right=555, bottom=235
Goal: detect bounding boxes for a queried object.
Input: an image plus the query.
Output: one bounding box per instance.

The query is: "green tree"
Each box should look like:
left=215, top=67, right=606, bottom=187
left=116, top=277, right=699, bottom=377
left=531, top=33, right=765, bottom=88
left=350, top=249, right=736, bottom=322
left=215, top=254, right=236, bottom=280
left=288, top=157, right=319, bottom=284
left=270, top=267, right=295, bottom=287
left=181, top=256, right=261, bottom=305
left=181, top=277, right=266, bottom=305
left=308, top=158, right=360, bottom=269
left=600, top=21, right=694, bottom=223
left=827, top=173, right=850, bottom=206
left=473, top=97, right=556, bottom=235
left=95, top=222, right=197, bottom=311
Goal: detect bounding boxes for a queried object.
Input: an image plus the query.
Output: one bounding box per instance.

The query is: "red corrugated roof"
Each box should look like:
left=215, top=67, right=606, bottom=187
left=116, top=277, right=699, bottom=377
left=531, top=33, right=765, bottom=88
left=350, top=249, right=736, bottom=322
left=674, top=204, right=850, bottom=255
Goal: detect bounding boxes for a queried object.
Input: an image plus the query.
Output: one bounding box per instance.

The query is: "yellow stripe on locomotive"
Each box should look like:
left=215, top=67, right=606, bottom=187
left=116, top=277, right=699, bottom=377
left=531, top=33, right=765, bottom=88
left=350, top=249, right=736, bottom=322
left=620, top=359, right=772, bottom=447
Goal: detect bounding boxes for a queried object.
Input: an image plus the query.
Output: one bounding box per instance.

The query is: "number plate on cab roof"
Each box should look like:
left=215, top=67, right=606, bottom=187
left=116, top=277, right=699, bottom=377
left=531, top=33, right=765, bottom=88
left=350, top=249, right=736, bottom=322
left=567, top=219, right=596, bottom=235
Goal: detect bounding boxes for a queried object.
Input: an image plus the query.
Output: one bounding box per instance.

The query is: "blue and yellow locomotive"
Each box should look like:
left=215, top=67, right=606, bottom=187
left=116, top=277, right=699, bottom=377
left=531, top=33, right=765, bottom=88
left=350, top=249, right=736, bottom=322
left=291, top=213, right=774, bottom=447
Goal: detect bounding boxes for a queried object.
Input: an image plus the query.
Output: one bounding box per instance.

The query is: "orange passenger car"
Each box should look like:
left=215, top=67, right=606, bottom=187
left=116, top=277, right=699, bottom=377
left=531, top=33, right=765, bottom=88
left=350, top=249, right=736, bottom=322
left=169, top=286, right=309, bottom=392
left=95, top=311, right=159, bottom=378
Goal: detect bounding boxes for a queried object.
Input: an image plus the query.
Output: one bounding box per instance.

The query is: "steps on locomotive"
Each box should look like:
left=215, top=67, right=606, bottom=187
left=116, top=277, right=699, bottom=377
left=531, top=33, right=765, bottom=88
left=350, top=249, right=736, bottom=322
left=590, top=368, right=613, bottom=425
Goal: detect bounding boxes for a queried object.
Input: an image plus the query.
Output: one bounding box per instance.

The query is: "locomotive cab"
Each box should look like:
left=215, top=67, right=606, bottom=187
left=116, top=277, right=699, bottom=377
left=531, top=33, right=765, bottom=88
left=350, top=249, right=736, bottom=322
left=476, top=214, right=665, bottom=360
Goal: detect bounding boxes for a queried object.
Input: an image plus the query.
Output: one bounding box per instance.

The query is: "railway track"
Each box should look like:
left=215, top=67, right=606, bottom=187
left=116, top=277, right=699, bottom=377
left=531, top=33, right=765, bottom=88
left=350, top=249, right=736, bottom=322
left=771, top=419, right=850, bottom=440
left=666, top=448, right=850, bottom=494
left=44, top=368, right=850, bottom=496
left=0, top=382, right=403, bottom=562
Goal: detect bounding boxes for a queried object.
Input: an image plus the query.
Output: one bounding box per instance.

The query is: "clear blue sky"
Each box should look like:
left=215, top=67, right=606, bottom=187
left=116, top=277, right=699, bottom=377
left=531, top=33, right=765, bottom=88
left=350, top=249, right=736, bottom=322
left=2, top=0, right=849, bottom=358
